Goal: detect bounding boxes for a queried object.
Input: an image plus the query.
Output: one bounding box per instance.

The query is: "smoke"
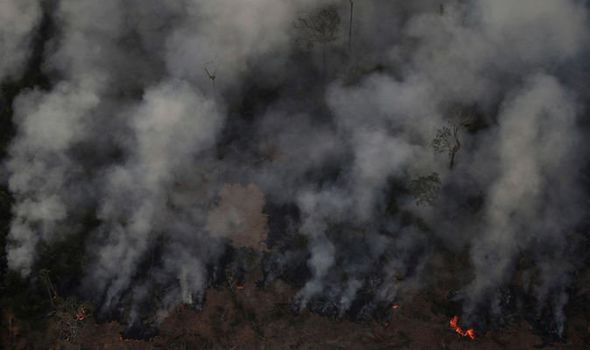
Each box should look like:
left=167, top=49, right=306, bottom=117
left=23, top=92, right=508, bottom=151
left=465, top=74, right=584, bottom=335
left=2, top=0, right=590, bottom=337
left=0, top=0, right=41, bottom=82
left=6, top=80, right=100, bottom=276
left=85, top=80, right=224, bottom=312
left=166, top=0, right=330, bottom=87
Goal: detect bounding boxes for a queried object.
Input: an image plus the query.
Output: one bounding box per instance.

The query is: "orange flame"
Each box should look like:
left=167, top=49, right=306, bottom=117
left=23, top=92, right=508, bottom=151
left=450, top=316, right=476, bottom=340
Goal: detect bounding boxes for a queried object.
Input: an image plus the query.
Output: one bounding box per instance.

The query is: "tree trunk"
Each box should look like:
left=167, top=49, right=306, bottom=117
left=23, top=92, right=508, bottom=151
left=449, top=126, right=461, bottom=169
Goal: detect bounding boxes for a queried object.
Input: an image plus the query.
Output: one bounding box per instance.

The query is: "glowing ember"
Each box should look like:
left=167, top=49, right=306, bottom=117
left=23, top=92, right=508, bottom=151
left=449, top=315, right=476, bottom=340
left=74, top=306, right=87, bottom=321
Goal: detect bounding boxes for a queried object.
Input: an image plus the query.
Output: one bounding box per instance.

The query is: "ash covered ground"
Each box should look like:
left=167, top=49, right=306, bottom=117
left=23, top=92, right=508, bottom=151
left=2, top=0, right=590, bottom=349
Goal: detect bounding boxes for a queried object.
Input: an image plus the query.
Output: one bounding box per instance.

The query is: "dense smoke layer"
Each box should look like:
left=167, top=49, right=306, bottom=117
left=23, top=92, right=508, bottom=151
left=2, top=0, right=589, bottom=337
left=0, top=0, right=41, bottom=82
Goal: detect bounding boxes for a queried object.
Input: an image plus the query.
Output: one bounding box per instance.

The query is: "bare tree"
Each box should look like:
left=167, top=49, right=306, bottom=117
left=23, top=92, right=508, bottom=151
left=39, top=269, right=58, bottom=307
left=432, top=122, right=461, bottom=169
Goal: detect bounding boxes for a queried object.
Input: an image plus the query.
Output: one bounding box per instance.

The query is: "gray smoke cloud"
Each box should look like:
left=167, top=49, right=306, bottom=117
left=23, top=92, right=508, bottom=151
left=466, top=74, right=583, bottom=334
left=87, top=80, right=224, bottom=312
left=4, top=0, right=336, bottom=322
left=2, top=0, right=590, bottom=336
left=0, top=0, right=41, bottom=82
left=7, top=80, right=100, bottom=276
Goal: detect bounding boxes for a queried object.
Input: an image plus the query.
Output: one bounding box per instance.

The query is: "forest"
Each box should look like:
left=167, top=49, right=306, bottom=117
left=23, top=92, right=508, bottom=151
left=1, top=0, right=590, bottom=349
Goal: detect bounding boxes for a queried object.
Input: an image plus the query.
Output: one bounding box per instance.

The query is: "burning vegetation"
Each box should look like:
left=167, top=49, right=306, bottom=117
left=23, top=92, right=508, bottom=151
left=1, top=0, right=590, bottom=349
left=449, top=315, right=476, bottom=340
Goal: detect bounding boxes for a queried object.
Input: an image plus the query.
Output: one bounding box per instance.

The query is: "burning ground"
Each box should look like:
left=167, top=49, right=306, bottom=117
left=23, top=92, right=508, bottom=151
left=4, top=262, right=590, bottom=349
left=2, top=0, right=590, bottom=348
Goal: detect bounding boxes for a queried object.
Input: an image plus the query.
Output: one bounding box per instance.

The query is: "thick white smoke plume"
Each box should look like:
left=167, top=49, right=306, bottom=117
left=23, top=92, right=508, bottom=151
left=466, top=74, right=583, bottom=331
left=88, top=80, right=224, bottom=312
left=2, top=0, right=590, bottom=337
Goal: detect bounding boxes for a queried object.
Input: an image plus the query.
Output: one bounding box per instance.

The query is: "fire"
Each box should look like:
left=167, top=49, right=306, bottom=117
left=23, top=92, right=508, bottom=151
left=391, top=304, right=400, bottom=310
left=449, top=316, right=476, bottom=340
left=74, top=306, right=87, bottom=321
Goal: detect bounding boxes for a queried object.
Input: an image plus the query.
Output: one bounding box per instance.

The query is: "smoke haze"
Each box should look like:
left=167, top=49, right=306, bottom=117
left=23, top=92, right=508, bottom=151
left=2, top=0, right=590, bottom=339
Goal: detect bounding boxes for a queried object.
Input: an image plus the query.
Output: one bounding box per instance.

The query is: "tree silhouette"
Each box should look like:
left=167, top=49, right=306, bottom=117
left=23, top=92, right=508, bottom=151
left=432, top=122, right=461, bottom=169
left=295, top=6, right=341, bottom=75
